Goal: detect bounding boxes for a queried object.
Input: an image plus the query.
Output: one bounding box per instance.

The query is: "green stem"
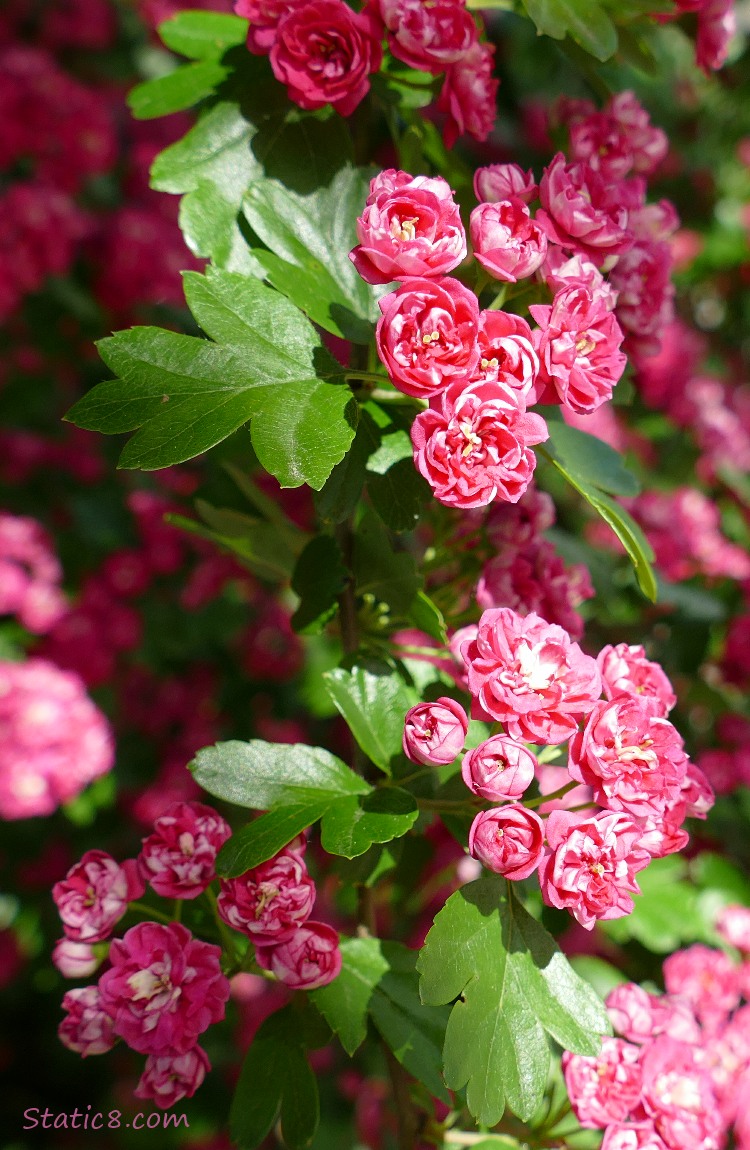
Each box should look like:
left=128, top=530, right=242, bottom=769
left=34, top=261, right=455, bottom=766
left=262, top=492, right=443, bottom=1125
left=417, top=797, right=478, bottom=813
left=173, top=899, right=182, bottom=924
left=525, top=780, right=578, bottom=810
left=344, top=370, right=391, bottom=386
left=127, top=902, right=173, bottom=925
left=205, top=887, right=240, bottom=967
left=370, top=388, right=427, bottom=407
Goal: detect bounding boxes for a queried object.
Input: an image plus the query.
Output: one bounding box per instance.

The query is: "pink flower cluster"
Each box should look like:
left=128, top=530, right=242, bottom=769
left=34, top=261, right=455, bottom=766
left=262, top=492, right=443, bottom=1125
left=0, top=512, right=68, bottom=634
left=0, top=658, right=114, bottom=820
left=476, top=488, right=595, bottom=640
left=234, top=0, right=497, bottom=145
left=405, top=608, right=711, bottom=929
left=218, top=836, right=342, bottom=990
left=564, top=936, right=750, bottom=1150
left=55, top=802, right=237, bottom=1109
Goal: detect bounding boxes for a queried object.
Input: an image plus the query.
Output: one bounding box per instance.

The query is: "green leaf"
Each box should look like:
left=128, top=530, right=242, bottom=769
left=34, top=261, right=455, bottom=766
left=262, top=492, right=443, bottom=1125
left=370, top=942, right=451, bottom=1103
left=291, top=535, right=347, bottom=635
left=127, top=60, right=228, bottom=119
left=216, top=803, right=328, bottom=877
left=314, top=413, right=379, bottom=525
left=310, top=936, right=390, bottom=1056
left=418, top=878, right=610, bottom=1125
left=231, top=1008, right=319, bottom=1150
left=322, top=662, right=415, bottom=774
left=545, top=421, right=640, bottom=498
left=243, top=167, right=381, bottom=344
left=602, top=856, right=709, bottom=952
left=66, top=274, right=357, bottom=486
left=540, top=443, right=656, bottom=601
left=366, top=427, right=429, bottom=533
left=353, top=510, right=421, bottom=618
left=407, top=590, right=448, bottom=645
left=159, top=10, right=249, bottom=58
left=522, top=0, right=618, bottom=60
left=190, top=740, right=369, bottom=809
left=193, top=501, right=301, bottom=580
left=320, top=788, right=418, bottom=859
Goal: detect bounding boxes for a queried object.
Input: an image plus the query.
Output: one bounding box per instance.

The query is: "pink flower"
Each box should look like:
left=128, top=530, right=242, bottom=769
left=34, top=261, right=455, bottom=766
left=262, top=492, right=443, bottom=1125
left=542, top=251, right=619, bottom=311
left=562, top=1036, right=643, bottom=1127
left=350, top=169, right=466, bottom=285
left=217, top=850, right=315, bottom=943
left=468, top=805, right=545, bottom=879
left=0, top=658, right=114, bottom=820
left=411, top=379, right=547, bottom=510
left=53, top=939, right=101, bottom=979
left=0, top=512, right=67, bottom=634
left=716, top=904, right=750, bottom=952
left=640, top=1036, right=725, bottom=1150
left=137, top=801, right=232, bottom=900
left=269, top=0, right=382, bottom=117
left=462, top=607, right=602, bottom=744
left=59, top=985, right=116, bottom=1057
left=539, top=809, right=651, bottom=928
left=53, top=850, right=144, bottom=943
left=461, top=735, right=537, bottom=801
left=611, top=240, right=675, bottom=363
left=601, top=1123, right=669, bottom=1150
left=378, top=0, right=478, bottom=73
left=437, top=40, right=498, bottom=148
left=606, top=983, right=701, bottom=1046
left=537, top=154, right=633, bottom=264
left=597, top=644, right=676, bottom=718
left=256, top=921, right=342, bottom=989
left=680, top=761, right=714, bottom=819
left=402, top=697, right=468, bottom=765
left=474, top=309, right=539, bottom=401
left=98, top=922, right=230, bottom=1055
left=135, top=1046, right=210, bottom=1109
left=662, top=944, right=742, bottom=1033
left=530, top=285, right=627, bottom=414
left=476, top=540, right=594, bottom=642
left=607, top=92, right=669, bottom=175
left=568, top=93, right=667, bottom=181
left=568, top=697, right=688, bottom=821
left=234, top=0, right=309, bottom=54
left=470, top=198, right=548, bottom=283
left=376, top=275, right=480, bottom=398
left=696, top=0, right=736, bottom=71
left=474, top=164, right=538, bottom=205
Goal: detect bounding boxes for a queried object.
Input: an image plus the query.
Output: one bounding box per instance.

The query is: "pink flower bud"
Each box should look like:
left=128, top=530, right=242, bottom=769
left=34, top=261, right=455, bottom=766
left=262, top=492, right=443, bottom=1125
left=402, top=697, right=468, bottom=765
left=135, top=1046, right=210, bottom=1109
left=474, top=164, right=538, bottom=205
left=461, top=736, right=537, bottom=801
left=256, top=921, right=342, bottom=990
left=53, top=939, right=101, bottom=979
left=58, top=985, right=116, bottom=1056
left=468, top=805, right=545, bottom=880
left=470, top=199, right=548, bottom=283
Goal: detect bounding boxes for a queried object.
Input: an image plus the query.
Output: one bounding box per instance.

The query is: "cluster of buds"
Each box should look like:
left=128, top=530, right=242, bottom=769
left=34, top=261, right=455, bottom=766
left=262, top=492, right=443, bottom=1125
left=403, top=607, right=713, bottom=929
left=53, top=801, right=340, bottom=1108
left=564, top=919, right=750, bottom=1150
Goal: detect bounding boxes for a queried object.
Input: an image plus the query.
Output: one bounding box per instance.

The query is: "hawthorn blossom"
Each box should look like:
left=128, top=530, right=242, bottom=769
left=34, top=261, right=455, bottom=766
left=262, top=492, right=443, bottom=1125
left=376, top=275, right=480, bottom=398
left=0, top=512, right=67, bottom=633
left=0, top=658, right=114, bottom=820
left=468, top=804, right=545, bottom=879
left=640, top=1036, right=725, bottom=1150
left=462, top=607, right=602, bottom=744
left=662, top=944, right=742, bottom=1033
left=568, top=697, right=688, bottom=821
left=98, top=922, right=230, bottom=1055
left=217, top=850, right=316, bottom=943
left=53, top=850, right=144, bottom=943
left=53, top=939, right=101, bottom=980
left=530, top=284, right=627, bottom=414
left=255, top=921, right=342, bottom=989
left=269, top=0, right=382, bottom=117
left=461, top=735, right=537, bottom=801
left=350, top=169, right=466, bottom=285
left=234, top=0, right=309, bottom=54
left=377, top=0, right=478, bottom=73
left=473, top=309, right=539, bottom=401
left=437, top=40, right=498, bottom=148
left=539, top=808, right=651, bottom=928
left=470, top=198, right=548, bottom=282
left=537, top=153, right=633, bottom=264
left=411, top=379, right=547, bottom=509
left=474, top=163, right=538, bottom=205
left=137, top=800, right=232, bottom=900
left=135, top=1047, right=210, bottom=1109
left=597, top=644, right=676, bottom=717
left=402, top=697, right=468, bottom=765
left=59, top=985, right=116, bottom=1057
left=563, top=1037, right=643, bottom=1127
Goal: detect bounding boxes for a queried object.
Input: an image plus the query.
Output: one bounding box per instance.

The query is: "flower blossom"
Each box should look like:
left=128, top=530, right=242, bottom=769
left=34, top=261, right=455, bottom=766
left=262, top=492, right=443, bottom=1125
left=135, top=1046, right=210, bottom=1110
left=597, top=644, right=676, bottom=717
left=468, top=804, right=545, bottom=879
left=377, top=0, right=478, bottom=73
left=217, top=849, right=316, bottom=943
left=474, top=163, right=538, bottom=204
left=53, top=850, right=144, bottom=943
left=59, top=985, right=116, bottom=1057
left=137, top=800, right=232, bottom=900
left=437, top=40, right=498, bottom=148
left=537, top=153, right=633, bottom=265
left=470, top=198, right=548, bottom=282
left=563, top=1037, right=643, bottom=1127
left=461, top=735, right=537, bottom=801
left=350, top=169, right=466, bottom=285
left=255, top=921, right=342, bottom=989
left=462, top=607, right=602, bottom=744
left=403, top=697, right=468, bottom=765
